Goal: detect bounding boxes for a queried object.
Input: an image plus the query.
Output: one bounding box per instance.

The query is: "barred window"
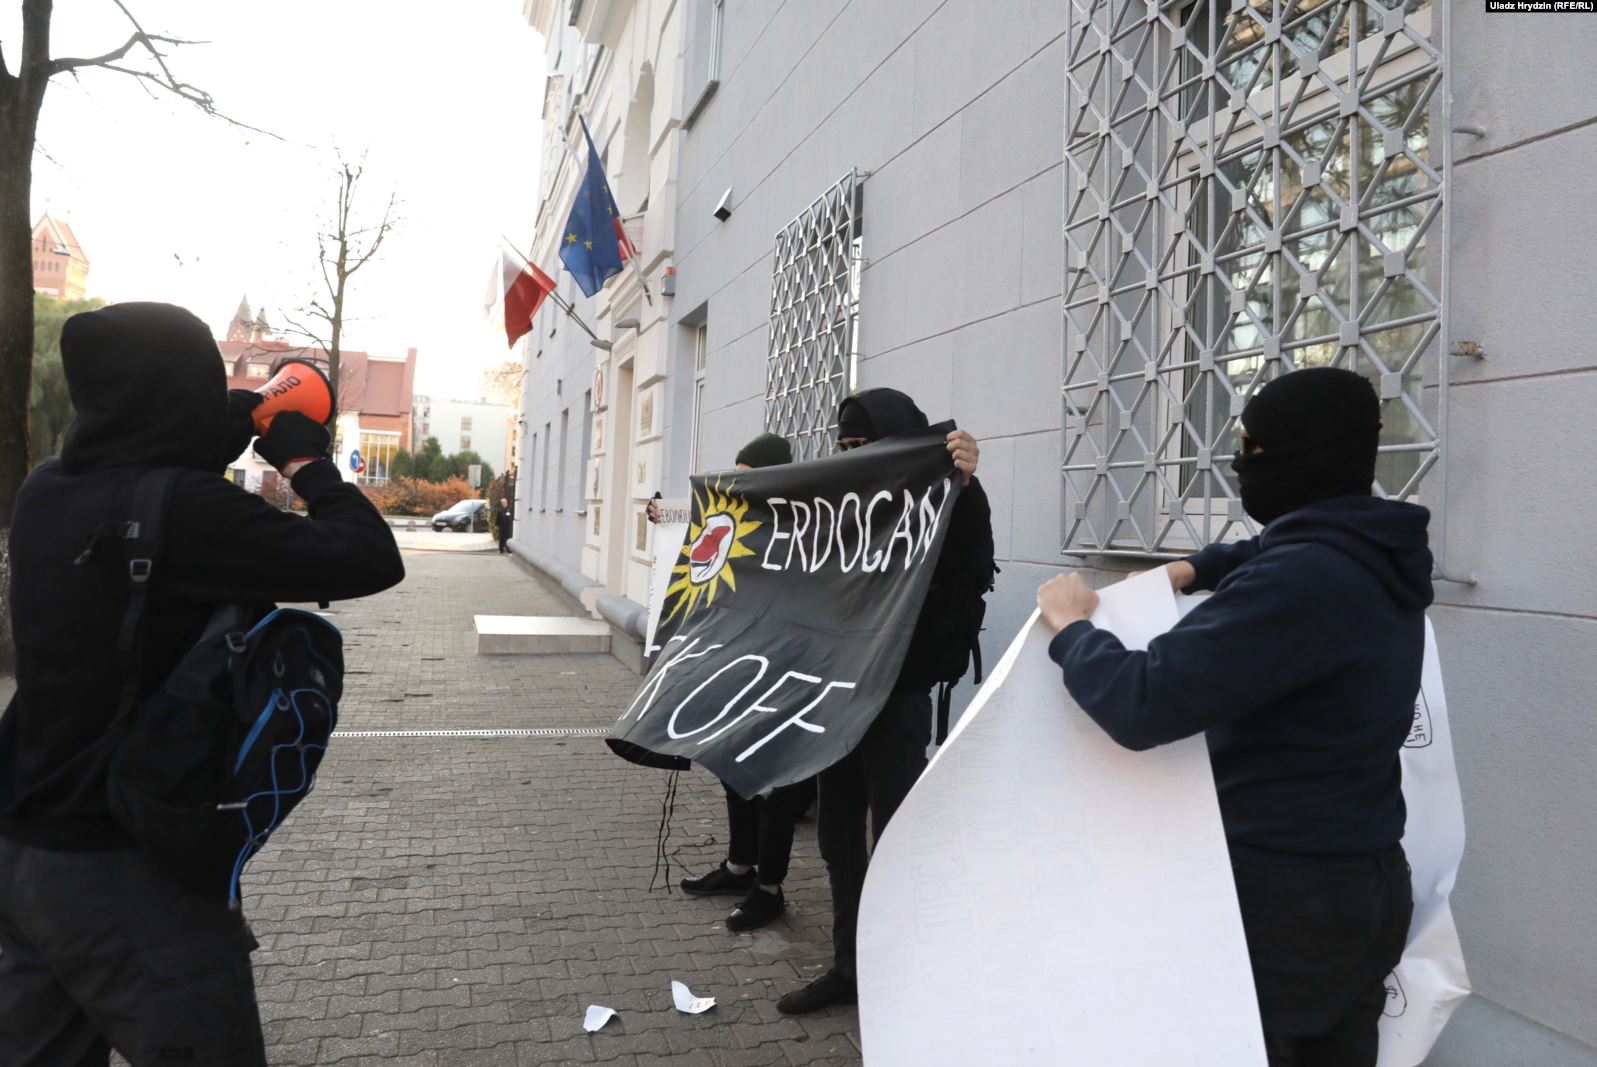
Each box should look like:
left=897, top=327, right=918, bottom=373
left=766, top=170, right=863, bottom=463
left=1062, top=0, right=1440, bottom=556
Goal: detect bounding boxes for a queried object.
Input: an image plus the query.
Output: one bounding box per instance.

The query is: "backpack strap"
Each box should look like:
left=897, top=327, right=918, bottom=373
left=108, top=469, right=183, bottom=729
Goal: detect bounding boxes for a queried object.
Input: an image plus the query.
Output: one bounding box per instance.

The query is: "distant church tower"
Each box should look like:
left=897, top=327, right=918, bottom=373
left=226, top=296, right=273, bottom=343
left=227, top=296, right=254, bottom=342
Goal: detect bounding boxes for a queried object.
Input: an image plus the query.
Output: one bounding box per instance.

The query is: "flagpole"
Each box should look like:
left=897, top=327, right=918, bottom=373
left=499, top=236, right=606, bottom=346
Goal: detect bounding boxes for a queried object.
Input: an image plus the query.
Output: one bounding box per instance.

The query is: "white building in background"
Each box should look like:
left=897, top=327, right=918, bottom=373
left=412, top=395, right=514, bottom=474
left=512, top=0, right=684, bottom=665
left=511, top=3, right=1597, bottom=1061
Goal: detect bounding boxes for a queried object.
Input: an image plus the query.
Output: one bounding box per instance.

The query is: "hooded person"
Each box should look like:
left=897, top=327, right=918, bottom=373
left=1035, top=367, right=1430, bottom=1067
left=0, top=302, right=404, bottom=1066
left=776, top=389, right=994, bottom=1016
left=675, top=432, right=818, bottom=934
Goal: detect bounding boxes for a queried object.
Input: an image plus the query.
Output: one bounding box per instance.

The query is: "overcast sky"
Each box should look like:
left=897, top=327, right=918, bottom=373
left=12, top=1, right=547, bottom=401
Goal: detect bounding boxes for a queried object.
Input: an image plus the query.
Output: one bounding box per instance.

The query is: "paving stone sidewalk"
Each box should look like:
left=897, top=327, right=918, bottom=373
left=240, top=547, right=863, bottom=1066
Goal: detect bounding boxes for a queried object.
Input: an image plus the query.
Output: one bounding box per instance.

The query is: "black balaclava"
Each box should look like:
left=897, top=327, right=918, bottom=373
left=59, top=302, right=234, bottom=474
left=1230, top=366, right=1381, bottom=525
left=836, top=388, right=928, bottom=444
left=735, top=432, right=793, bottom=469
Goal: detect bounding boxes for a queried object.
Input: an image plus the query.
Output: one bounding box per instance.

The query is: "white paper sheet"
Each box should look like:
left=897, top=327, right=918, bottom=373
left=1376, top=618, right=1471, bottom=1066
left=644, top=522, right=689, bottom=656
left=858, top=570, right=1266, bottom=1066
left=671, top=980, right=716, bottom=1015
left=582, top=1005, right=617, bottom=1032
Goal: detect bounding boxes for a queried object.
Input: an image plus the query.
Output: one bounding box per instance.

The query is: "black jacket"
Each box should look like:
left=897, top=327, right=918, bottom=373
left=1048, top=496, right=1432, bottom=859
left=838, top=389, right=995, bottom=693
left=0, top=302, right=404, bottom=850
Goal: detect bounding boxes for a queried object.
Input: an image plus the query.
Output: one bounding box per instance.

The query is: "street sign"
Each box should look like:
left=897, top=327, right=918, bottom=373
left=349, top=449, right=366, bottom=474
left=468, top=463, right=482, bottom=488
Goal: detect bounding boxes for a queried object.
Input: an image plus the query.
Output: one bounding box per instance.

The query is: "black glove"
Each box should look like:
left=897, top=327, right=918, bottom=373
left=254, top=411, right=331, bottom=472
left=225, top=389, right=265, bottom=462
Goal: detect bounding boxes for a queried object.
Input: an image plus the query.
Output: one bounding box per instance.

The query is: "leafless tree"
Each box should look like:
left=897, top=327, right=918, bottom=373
left=0, top=0, right=267, bottom=670
left=281, top=156, right=398, bottom=429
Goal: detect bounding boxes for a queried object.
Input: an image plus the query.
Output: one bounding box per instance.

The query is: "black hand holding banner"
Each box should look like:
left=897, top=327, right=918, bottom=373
left=608, top=425, right=961, bottom=798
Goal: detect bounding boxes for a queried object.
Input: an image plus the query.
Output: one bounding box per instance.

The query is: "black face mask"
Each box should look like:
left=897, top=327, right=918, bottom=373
left=1230, top=368, right=1382, bottom=526
left=1230, top=447, right=1327, bottom=526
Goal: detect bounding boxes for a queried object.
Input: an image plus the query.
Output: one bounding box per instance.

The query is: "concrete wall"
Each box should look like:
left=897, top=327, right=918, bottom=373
left=1425, top=4, right=1597, bottom=1053
left=672, top=0, right=1070, bottom=713
left=669, top=0, right=1597, bottom=1060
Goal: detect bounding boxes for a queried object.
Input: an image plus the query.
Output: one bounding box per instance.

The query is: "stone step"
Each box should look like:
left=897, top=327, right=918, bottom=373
left=474, top=615, right=612, bottom=655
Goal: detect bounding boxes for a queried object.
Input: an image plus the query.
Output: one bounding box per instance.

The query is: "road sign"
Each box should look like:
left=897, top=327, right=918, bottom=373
left=468, top=463, right=482, bottom=488
left=350, top=449, right=366, bottom=474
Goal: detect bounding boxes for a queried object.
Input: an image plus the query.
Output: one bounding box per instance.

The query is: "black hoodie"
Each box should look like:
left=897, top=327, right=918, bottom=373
left=0, top=302, right=404, bottom=850
left=1047, top=496, right=1433, bottom=859
left=839, top=389, right=994, bottom=693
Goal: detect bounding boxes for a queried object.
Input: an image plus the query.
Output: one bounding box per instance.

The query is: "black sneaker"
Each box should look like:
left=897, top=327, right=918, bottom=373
left=679, top=862, right=755, bottom=897
left=726, top=886, right=784, bottom=932
left=776, top=969, right=857, bottom=1015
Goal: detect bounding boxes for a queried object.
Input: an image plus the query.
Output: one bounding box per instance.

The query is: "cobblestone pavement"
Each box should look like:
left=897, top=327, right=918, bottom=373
left=240, top=548, right=863, bottom=1066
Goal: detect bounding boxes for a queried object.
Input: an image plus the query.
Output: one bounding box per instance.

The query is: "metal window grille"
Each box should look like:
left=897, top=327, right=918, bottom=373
left=1062, top=0, right=1442, bottom=556
left=766, top=171, right=863, bottom=463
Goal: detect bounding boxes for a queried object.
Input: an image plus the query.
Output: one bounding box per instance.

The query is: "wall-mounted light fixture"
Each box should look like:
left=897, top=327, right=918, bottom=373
left=713, top=187, right=734, bottom=221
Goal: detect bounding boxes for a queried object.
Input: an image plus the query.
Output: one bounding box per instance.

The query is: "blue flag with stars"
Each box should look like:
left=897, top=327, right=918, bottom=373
left=559, top=118, right=628, bottom=298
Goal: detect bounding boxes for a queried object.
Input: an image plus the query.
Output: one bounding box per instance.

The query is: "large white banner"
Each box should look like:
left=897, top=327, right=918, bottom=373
left=858, top=573, right=1467, bottom=1066
left=1377, top=619, right=1471, bottom=1067
left=858, top=571, right=1267, bottom=1066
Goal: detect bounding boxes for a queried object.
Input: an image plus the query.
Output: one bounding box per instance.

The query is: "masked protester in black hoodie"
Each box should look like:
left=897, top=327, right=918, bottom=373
left=777, top=389, right=992, bottom=1016
left=1037, top=368, right=1429, bottom=1067
left=0, top=302, right=404, bottom=1066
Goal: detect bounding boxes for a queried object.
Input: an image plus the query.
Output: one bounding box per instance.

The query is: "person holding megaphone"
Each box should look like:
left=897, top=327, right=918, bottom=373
left=0, top=302, right=404, bottom=1065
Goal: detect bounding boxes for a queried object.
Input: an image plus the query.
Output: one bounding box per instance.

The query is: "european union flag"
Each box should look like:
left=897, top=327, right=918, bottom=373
left=560, top=118, right=628, bottom=298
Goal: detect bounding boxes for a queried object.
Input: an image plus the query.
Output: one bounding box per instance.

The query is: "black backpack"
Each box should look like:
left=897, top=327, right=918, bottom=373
left=922, top=523, right=999, bottom=744
left=99, top=468, right=344, bottom=903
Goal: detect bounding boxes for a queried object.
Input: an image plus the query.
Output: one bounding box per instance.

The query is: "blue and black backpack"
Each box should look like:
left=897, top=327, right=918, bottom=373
left=101, top=468, right=343, bottom=904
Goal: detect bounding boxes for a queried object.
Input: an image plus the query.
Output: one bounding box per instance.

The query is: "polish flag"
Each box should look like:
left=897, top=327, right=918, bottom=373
left=613, top=216, right=637, bottom=262
left=498, top=251, right=557, bottom=348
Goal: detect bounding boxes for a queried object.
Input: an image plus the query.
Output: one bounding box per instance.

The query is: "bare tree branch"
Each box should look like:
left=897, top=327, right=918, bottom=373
left=278, top=313, right=330, bottom=352
left=47, top=31, right=195, bottom=74
left=33, top=2, right=283, bottom=141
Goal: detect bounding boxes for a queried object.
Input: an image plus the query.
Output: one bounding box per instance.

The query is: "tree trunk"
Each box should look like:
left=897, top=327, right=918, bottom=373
left=0, top=0, right=55, bottom=675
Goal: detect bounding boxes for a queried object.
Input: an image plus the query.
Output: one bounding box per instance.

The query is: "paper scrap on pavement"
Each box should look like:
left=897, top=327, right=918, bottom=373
left=582, top=1005, right=617, bottom=1032
left=858, top=569, right=1268, bottom=1066
left=671, top=980, right=716, bottom=1014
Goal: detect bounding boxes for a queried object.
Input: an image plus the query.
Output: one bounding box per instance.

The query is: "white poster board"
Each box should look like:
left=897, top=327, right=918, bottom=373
left=858, top=571, right=1267, bottom=1066
left=859, top=577, right=1468, bottom=1066
left=643, top=517, right=688, bottom=658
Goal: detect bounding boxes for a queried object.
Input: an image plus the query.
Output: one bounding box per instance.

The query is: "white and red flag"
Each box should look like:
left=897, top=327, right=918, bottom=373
left=494, top=251, right=557, bottom=348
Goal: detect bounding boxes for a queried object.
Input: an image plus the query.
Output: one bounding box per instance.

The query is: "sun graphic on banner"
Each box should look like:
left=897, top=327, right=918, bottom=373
left=663, top=481, right=761, bottom=625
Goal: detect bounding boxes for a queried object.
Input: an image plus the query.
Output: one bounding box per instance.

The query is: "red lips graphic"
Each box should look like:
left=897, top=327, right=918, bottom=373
left=690, top=524, right=732, bottom=564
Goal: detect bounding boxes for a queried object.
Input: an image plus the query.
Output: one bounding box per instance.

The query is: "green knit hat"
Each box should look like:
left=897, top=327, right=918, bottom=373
left=735, top=432, right=793, bottom=469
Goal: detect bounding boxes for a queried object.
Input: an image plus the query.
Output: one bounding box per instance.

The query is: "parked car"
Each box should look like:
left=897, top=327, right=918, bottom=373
left=432, top=499, right=489, bottom=533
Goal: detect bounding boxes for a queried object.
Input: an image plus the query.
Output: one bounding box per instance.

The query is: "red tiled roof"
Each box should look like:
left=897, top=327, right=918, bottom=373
left=218, top=340, right=413, bottom=420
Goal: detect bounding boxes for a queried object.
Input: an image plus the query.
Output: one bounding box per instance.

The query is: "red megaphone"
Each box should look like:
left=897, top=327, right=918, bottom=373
left=252, top=359, right=333, bottom=433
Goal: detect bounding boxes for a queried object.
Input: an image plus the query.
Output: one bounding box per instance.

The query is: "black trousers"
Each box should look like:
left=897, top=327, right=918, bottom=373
left=0, top=837, right=265, bottom=1066
left=723, top=777, right=816, bottom=887
left=497, top=531, right=511, bottom=553
left=1234, top=844, right=1414, bottom=1067
left=817, top=689, right=931, bottom=980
